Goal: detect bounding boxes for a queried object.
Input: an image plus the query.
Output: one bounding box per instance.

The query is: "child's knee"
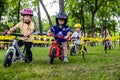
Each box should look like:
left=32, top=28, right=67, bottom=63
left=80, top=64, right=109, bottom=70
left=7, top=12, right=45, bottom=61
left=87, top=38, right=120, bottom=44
left=63, top=47, right=67, bottom=50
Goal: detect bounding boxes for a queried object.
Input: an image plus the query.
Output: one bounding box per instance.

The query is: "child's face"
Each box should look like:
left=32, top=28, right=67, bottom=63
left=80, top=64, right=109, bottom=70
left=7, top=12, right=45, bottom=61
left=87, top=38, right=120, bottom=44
left=75, top=28, right=81, bottom=32
left=23, top=15, right=32, bottom=23
left=58, top=19, right=65, bottom=25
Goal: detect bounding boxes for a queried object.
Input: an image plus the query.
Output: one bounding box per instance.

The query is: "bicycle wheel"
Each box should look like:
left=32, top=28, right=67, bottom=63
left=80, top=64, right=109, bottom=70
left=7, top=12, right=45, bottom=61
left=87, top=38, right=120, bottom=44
left=59, top=52, right=64, bottom=61
left=3, top=51, right=13, bottom=67
left=50, top=48, right=56, bottom=64
left=70, top=46, right=76, bottom=56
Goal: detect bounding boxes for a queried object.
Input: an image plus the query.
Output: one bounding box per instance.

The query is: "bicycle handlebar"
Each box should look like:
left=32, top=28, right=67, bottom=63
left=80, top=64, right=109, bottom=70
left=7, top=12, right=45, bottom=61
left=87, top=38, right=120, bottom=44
left=49, top=34, right=71, bottom=40
left=10, top=33, right=24, bottom=37
left=11, top=33, right=30, bottom=37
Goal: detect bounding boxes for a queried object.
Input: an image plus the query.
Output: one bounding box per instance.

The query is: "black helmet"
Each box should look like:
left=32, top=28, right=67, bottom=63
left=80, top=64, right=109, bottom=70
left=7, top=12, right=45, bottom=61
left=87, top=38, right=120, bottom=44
left=56, top=12, right=68, bottom=25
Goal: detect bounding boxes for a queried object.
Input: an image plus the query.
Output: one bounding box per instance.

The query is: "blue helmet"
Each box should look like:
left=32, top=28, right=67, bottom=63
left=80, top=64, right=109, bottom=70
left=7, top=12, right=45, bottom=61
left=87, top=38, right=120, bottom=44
left=56, top=12, right=68, bottom=25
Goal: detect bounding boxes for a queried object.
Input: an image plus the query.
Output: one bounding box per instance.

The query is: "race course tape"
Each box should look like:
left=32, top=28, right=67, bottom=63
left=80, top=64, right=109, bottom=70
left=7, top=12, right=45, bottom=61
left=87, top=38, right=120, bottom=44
left=0, top=35, right=120, bottom=44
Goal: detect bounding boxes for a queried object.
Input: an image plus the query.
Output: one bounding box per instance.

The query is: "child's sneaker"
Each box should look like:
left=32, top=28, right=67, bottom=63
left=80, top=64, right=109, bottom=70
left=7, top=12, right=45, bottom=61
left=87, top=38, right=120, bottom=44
left=63, top=57, right=69, bottom=62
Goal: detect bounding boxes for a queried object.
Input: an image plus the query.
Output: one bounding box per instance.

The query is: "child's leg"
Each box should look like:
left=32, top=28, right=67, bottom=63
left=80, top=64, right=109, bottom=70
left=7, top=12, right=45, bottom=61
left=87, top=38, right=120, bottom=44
left=62, top=42, right=67, bottom=56
left=13, top=40, right=24, bottom=62
left=61, top=42, right=68, bottom=62
left=15, top=40, right=24, bottom=57
left=25, top=42, right=33, bottom=62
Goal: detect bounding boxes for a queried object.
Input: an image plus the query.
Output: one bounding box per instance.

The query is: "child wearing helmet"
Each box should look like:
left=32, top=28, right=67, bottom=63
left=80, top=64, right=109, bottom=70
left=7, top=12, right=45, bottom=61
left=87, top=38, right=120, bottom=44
left=7, top=8, right=35, bottom=63
left=47, top=12, right=71, bottom=62
left=72, top=23, right=83, bottom=45
left=71, top=23, right=88, bottom=55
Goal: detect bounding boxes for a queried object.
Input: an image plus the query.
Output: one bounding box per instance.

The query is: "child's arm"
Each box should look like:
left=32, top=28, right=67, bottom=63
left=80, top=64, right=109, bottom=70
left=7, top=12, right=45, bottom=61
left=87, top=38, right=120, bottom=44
left=7, top=22, right=21, bottom=34
left=7, top=26, right=18, bottom=34
left=64, top=32, right=71, bottom=39
left=47, top=29, right=51, bottom=36
left=71, top=32, right=76, bottom=38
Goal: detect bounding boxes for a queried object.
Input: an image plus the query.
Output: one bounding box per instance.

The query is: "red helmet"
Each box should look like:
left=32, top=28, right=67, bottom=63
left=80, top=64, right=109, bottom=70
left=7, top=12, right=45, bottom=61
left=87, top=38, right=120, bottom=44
left=20, top=8, right=33, bottom=16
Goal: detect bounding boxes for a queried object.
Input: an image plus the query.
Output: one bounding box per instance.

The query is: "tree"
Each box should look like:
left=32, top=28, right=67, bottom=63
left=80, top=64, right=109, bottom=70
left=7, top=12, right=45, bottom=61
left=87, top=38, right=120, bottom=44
left=39, top=0, right=53, bottom=27
left=65, top=0, right=87, bottom=33
left=85, top=0, right=105, bottom=37
left=59, top=0, right=64, bottom=12
left=37, top=1, right=43, bottom=35
left=96, top=0, right=120, bottom=35
left=0, top=0, right=6, bottom=20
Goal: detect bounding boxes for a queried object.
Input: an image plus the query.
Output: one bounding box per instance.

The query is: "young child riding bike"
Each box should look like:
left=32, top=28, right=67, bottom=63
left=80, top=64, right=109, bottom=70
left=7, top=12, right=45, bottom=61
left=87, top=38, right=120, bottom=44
left=7, top=8, right=35, bottom=63
left=71, top=23, right=88, bottom=55
left=103, top=29, right=114, bottom=50
left=47, top=12, right=71, bottom=62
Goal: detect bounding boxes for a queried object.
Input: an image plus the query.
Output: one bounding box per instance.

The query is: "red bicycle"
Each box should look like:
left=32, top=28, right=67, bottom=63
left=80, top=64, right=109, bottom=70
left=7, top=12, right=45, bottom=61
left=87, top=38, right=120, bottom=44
left=48, top=35, right=70, bottom=64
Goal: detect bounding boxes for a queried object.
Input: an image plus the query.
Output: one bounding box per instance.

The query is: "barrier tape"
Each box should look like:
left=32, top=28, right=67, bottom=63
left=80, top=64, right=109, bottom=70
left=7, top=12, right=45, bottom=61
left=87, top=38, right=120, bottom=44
left=0, top=35, right=120, bottom=44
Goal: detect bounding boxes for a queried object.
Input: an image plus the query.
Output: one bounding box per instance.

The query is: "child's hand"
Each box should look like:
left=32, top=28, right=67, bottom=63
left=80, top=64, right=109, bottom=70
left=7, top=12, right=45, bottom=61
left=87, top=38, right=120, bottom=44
left=47, top=30, right=51, bottom=36
left=47, top=32, right=51, bottom=36
left=64, top=36, right=69, bottom=39
left=7, top=30, right=12, bottom=34
left=24, top=34, right=29, bottom=37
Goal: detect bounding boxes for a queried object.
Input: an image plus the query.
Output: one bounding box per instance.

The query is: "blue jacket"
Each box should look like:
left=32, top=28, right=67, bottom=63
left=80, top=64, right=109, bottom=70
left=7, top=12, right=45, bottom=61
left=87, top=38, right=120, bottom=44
left=50, top=25, right=71, bottom=42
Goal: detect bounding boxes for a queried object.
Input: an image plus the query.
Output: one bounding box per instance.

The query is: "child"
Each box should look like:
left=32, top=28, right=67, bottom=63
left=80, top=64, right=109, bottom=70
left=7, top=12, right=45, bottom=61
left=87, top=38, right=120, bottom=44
left=103, top=29, right=114, bottom=50
left=7, top=8, right=35, bottom=63
left=71, top=23, right=88, bottom=55
left=47, top=12, right=71, bottom=62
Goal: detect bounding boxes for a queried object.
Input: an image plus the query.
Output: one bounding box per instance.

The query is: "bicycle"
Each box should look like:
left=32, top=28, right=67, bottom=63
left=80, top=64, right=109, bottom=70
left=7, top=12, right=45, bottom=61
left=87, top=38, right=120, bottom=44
left=3, top=33, right=27, bottom=67
left=70, top=36, right=85, bottom=59
left=48, top=35, right=69, bottom=64
left=70, top=37, right=80, bottom=56
left=104, top=39, right=114, bottom=53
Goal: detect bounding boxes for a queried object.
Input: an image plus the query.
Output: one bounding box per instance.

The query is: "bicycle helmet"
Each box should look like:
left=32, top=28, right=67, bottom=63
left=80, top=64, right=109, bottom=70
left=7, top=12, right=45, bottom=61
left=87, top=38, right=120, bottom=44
left=20, top=8, right=33, bottom=16
left=74, top=23, right=82, bottom=28
left=56, top=12, right=68, bottom=26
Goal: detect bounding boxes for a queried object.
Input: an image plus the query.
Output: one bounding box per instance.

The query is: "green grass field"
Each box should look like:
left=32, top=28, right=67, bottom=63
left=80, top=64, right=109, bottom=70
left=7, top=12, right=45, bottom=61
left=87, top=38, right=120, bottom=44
left=0, top=45, right=120, bottom=80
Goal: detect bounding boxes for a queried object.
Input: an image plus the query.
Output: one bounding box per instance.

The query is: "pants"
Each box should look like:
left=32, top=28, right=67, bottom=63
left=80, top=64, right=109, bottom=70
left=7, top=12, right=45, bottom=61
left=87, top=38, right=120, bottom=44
left=15, top=40, right=33, bottom=61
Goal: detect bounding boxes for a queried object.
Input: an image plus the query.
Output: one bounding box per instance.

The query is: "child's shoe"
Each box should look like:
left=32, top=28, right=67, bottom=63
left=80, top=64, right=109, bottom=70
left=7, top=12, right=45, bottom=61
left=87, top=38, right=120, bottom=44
left=63, top=57, right=69, bottom=62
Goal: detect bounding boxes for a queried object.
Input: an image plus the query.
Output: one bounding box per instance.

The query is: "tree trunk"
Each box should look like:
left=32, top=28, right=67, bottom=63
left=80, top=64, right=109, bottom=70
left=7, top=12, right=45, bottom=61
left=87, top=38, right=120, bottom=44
left=39, top=0, right=52, bottom=27
left=90, top=13, right=95, bottom=46
left=0, top=0, right=5, bottom=20
left=37, top=1, right=43, bottom=35
left=59, top=0, right=64, bottom=12
left=80, top=2, right=85, bottom=35
left=17, top=0, right=20, bottom=22
left=91, top=13, right=95, bottom=38
left=101, top=15, right=104, bottom=37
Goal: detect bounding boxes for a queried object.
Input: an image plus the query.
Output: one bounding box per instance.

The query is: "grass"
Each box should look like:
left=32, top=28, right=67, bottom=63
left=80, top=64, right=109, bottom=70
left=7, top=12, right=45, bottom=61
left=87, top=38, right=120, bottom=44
left=0, top=44, right=120, bottom=80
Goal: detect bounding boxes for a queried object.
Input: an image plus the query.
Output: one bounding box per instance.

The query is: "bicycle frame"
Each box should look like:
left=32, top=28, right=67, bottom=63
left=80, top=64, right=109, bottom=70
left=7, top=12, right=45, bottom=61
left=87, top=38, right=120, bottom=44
left=79, top=36, right=85, bottom=59
left=6, top=35, right=25, bottom=61
left=49, top=35, right=66, bottom=58
left=49, top=41, right=63, bottom=57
